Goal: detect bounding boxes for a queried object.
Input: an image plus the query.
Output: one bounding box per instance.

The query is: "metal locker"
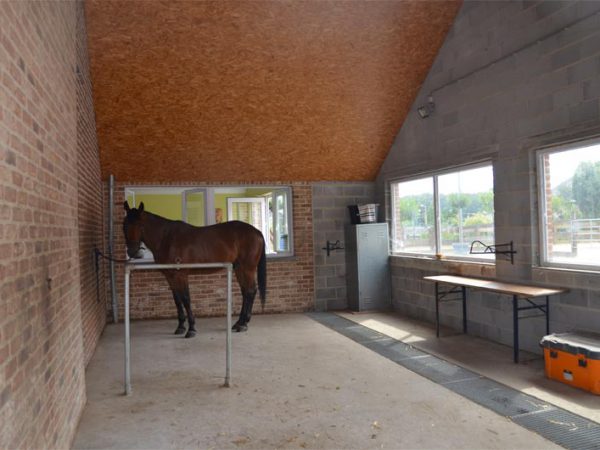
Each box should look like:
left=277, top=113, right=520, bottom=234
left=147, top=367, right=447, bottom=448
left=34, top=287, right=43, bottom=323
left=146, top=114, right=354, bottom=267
left=345, top=223, right=391, bottom=311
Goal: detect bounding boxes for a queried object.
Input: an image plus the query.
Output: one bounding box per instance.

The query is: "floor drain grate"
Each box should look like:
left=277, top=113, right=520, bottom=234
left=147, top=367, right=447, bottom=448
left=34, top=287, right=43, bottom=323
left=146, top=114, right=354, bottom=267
left=307, top=312, right=600, bottom=450
left=513, top=409, right=600, bottom=450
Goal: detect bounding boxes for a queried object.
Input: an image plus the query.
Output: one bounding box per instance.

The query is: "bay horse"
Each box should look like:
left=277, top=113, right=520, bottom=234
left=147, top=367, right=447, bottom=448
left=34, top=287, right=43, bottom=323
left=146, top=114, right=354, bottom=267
left=122, top=201, right=266, bottom=338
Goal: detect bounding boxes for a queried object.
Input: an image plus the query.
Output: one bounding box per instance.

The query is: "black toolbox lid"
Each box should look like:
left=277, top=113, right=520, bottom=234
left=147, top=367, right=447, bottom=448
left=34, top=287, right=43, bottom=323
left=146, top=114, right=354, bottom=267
left=540, top=331, right=600, bottom=359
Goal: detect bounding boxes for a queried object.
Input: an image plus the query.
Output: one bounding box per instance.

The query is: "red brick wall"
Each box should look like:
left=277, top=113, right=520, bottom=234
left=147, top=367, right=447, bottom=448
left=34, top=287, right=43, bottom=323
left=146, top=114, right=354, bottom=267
left=108, top=182, right=314, bottom=321
left=0, top=2, right=102, bottom=448
left=77, top=2, right=106, bottom=366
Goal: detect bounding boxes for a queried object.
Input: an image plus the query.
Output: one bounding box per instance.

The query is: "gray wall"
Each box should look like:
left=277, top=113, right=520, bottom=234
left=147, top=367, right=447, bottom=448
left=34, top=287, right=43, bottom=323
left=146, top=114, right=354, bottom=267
left=376, top=1, right=600, bottom=353
left=313, top=182, right=376, bottom=311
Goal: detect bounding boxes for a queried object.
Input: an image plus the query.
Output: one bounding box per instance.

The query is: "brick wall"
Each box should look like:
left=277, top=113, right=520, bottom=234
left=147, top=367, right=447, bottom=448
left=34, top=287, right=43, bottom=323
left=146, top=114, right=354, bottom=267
left=0, top=2, right=103, bottom=448
left=312, top=182, right=376, bottom=311
left=377, top=0, right=600, bottom=353
left=107, top=182, right=314, bottom=321
left=0, top=0, right=84, bottom=446
left=77, top=2, right=106, bottom=367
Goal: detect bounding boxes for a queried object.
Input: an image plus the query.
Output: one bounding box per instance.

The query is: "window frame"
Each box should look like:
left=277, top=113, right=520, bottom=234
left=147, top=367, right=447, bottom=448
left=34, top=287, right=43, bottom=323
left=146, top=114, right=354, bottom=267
left=390, top=174, right=436, bottom=258
left=390, top=161, right=495, bottom=263
left=124, top=185, right=294, bottom=260
left=226, top=196, right=269, bottom=249
left=537, top=137, right=600, bottom=272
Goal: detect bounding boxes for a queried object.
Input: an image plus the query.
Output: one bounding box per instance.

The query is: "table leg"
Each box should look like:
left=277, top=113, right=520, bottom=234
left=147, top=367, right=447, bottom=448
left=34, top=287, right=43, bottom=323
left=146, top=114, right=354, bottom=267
left=462, top=286, right=467, bottom=334
left=546, top=295, right=550, bottom=335
left=513, top=295, right=519, bottom=364
left=435, top=282, right=440, bottom=338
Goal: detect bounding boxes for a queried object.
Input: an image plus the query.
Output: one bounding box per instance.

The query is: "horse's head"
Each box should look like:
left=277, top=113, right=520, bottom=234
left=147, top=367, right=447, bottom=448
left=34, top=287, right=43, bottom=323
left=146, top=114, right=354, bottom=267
left=123, top=201, right=145, bottom=259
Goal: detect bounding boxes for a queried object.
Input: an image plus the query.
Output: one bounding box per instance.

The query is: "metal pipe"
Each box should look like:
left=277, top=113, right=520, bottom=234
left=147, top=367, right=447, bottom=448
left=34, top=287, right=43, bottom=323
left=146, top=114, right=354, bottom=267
left=126, top=262, right=232, bottom=270
left=225, top=265, right=232, bottom=387
left=124, top=269, right=131, bottom=395
left=109, top=174, right=118, bottom=323
left=123, top=262, right=233, bottom=394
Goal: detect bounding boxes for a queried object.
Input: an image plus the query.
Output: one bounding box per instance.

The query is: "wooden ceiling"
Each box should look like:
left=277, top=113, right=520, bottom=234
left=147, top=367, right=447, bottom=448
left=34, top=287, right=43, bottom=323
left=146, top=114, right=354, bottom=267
left=86, top=1, right=461, bottom=182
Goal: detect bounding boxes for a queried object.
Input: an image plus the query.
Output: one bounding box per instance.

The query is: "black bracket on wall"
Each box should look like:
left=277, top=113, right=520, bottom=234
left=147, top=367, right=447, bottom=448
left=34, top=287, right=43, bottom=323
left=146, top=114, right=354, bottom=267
left=469, top=240, right=517, bottom=264
left=322, top=240, right=344, bottom=257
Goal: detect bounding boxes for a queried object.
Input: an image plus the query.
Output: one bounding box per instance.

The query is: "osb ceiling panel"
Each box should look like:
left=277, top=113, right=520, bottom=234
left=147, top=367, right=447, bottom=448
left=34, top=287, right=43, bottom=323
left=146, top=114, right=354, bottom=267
left=86, top=0, right=461, bottom=182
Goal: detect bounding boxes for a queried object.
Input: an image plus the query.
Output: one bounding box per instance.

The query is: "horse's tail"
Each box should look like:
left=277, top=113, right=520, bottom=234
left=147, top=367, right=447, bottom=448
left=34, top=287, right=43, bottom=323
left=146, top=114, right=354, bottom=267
left=258, top=238, right=267, bottom=311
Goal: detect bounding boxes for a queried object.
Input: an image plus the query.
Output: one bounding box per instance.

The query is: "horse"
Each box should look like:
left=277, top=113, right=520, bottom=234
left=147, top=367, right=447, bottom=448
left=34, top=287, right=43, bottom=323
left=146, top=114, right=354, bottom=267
left=122, top=201, right=266, bottom=338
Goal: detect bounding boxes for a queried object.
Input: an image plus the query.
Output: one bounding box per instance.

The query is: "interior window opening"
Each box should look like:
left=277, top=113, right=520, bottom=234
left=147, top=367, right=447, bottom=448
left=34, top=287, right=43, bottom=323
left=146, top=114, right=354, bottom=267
left=125, top=185, right=293, bottom=259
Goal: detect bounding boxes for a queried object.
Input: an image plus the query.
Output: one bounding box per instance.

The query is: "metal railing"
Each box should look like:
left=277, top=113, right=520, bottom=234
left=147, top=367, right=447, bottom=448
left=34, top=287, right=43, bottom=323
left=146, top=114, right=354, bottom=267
left=124, top=262, right=233, bottom=395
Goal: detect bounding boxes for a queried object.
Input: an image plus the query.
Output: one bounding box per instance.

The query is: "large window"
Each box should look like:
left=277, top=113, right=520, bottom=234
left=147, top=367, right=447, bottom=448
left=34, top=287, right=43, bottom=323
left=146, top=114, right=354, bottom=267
left=538, top=139, right=600, bottom=270
left=125, top=185, right=293, bottom=259
left=391, top=163, right=494, bottom=260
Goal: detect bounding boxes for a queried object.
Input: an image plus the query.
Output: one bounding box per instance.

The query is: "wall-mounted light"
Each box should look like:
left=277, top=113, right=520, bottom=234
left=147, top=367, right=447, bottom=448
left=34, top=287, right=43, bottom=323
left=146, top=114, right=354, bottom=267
left=417, top=96, right=435, bottom=119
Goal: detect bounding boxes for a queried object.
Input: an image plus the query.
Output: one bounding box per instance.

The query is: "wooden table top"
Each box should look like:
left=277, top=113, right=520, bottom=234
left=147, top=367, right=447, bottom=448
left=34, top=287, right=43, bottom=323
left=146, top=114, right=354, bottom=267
left=423, top=275, right=567, bottom=298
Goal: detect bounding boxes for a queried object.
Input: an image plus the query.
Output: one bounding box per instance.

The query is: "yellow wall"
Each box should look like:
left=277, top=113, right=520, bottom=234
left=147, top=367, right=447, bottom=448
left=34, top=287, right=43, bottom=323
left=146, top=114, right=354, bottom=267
left=128, top=193, right=182, bottom=221
left=127, top=188, right=275, bottom=225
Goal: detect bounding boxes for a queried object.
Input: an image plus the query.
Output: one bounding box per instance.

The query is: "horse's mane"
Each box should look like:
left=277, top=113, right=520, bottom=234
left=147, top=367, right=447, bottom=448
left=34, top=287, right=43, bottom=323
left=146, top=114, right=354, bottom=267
left=143, top=210, right=194, bottom=228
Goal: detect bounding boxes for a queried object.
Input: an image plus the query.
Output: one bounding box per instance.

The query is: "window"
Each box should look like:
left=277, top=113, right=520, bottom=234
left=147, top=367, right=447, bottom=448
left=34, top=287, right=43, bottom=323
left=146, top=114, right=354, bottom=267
left=391, top=177, right=435, bottom=255
left=538, top=139, right=600, bottom=270
left=391, top=163, right=494, bottom=260
left=125, top=185, right=293, bottom=259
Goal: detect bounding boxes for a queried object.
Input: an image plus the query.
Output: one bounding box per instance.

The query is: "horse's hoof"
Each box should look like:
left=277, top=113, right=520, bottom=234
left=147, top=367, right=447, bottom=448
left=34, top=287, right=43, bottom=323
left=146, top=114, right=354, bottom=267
left=185, top=330, right=197, bottom=338
left=174, top=326, right=186, bottom=335
left=232, top=323, right=248, bottom=332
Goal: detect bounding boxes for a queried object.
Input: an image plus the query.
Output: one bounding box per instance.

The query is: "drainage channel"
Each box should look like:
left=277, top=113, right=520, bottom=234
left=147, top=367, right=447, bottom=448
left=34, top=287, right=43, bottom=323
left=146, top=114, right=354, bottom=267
left=307, top=312, right=600, bottom=450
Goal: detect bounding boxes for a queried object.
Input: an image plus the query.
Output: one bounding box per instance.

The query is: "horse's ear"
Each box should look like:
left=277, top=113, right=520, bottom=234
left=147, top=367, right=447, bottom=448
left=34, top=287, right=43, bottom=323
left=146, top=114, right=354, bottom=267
left=139, top=202, right=145, bottom=212
left=124, top=201, right=130, bottom=212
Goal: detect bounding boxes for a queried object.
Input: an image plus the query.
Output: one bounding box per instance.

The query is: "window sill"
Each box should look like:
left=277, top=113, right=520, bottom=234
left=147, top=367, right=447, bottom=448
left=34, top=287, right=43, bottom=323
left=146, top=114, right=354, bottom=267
left=267, top=255, right=297, bottom=262
left=390, top=253, right=495, bottom=266
left=389, top=254, right=497, bottom=278
left=533, top=264, right=600, bottom=276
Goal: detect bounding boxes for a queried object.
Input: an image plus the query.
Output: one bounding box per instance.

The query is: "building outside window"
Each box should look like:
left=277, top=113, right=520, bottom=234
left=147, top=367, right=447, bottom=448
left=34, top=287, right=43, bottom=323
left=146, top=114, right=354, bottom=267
left=390, top=163, right=494, bottom=260
left=125, top=185, right=293, bottom=259
left=538, top=139, right=600, bottom=270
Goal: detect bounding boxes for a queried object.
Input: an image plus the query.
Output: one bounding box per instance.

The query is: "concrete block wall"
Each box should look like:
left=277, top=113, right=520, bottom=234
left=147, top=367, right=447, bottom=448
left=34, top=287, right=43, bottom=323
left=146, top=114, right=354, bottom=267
left=312, top=182, right=376, bottom=311
left=0, top=2, right=104, bottom=448
left=108, top=182, right=314, bottom=321
left=377, top=0, right=600, bottom=354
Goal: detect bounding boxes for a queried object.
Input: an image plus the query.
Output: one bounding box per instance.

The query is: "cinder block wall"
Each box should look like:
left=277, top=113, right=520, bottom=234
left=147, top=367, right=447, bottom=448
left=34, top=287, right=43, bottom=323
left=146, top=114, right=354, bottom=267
left=312, top=182, right=376, bottom=311
left=0, top=1, right=104, bottom=448
left=107, top=182, right=314, bottom=321
left=377, top=1, right=600, bottom=353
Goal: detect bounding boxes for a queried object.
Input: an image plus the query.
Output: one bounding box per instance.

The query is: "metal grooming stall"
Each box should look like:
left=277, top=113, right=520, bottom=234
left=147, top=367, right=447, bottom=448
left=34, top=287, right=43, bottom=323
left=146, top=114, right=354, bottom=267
left=123, top=262, right=233, bottom=395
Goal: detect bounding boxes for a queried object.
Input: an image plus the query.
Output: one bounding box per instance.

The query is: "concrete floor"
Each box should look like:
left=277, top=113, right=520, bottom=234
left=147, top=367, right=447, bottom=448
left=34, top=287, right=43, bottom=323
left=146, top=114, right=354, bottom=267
left=73, top=314, right=562, bottom=449
left=339, top=311, right=600, bottom=424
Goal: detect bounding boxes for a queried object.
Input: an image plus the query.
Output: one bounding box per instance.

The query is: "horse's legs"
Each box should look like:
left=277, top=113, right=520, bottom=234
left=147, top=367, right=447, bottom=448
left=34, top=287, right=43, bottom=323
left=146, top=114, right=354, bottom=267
left=164, top=270, right=195, bottom=338
left=232, top=288, right=253, bottom=332
left=233, top=267, right=258, bottom=332
left=171, top=290, right=186, bottom=335
left=233, top=287, right=248, bottom=332
left=180, top=284, right=196, bottom=338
